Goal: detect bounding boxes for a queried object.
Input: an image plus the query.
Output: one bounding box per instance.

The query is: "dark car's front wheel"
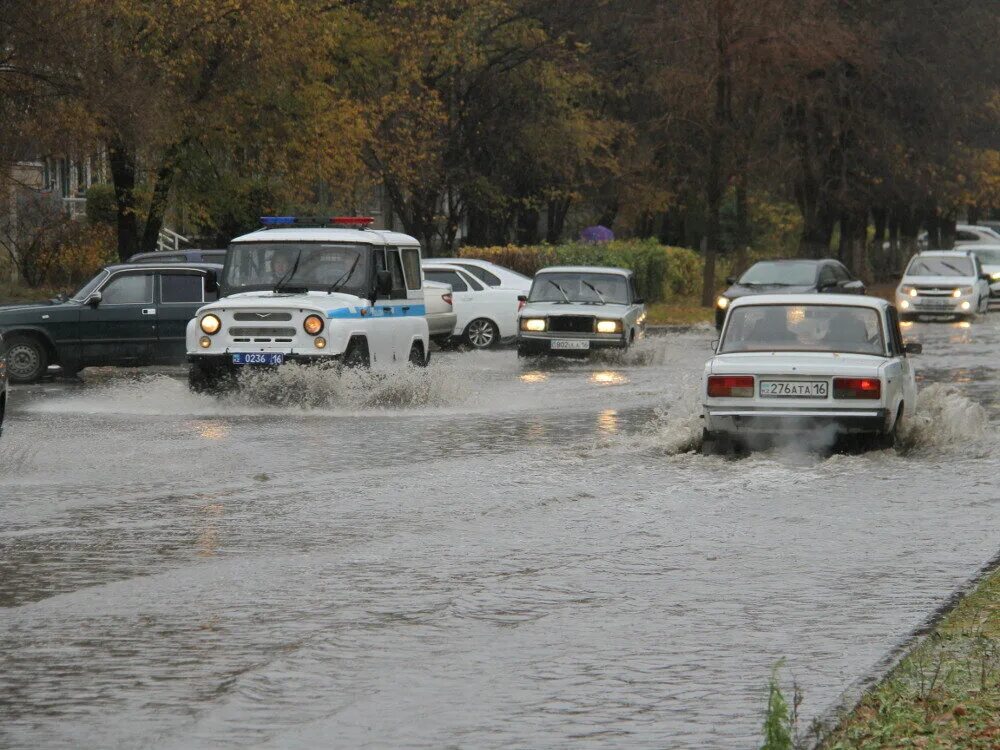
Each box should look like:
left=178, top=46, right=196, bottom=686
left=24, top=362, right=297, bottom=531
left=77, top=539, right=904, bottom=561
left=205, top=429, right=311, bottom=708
left=5, top=335, right=49, bottom=383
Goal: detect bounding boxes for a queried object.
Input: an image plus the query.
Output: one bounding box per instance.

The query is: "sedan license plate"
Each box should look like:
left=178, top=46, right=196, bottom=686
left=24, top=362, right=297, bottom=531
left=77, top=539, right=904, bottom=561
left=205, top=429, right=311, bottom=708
left=918, top=298, right=952, bottom=308
left=759, top=380, right=828, bottom=398
left=232, top=352, right=284, bottom=366
left=551, top=339, right=590, bottom=351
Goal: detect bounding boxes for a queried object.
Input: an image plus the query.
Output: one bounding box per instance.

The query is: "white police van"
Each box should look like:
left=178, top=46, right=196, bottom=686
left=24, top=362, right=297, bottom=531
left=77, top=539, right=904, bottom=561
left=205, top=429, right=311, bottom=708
left=186, top=216, right=429, bottom=390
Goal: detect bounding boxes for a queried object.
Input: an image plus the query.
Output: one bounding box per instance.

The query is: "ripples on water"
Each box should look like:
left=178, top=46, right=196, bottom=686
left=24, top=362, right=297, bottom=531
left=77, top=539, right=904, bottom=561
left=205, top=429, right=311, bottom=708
left=2, top=322, right=1000, bottom=749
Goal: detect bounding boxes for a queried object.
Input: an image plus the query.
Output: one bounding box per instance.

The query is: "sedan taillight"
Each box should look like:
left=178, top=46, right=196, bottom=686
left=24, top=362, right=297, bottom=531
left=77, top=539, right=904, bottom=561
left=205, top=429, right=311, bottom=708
left=442, top=293, right=453, bottom=305
left=833, top=377, right=881, bottom=399
left=707, top=375, right=754, bottom=397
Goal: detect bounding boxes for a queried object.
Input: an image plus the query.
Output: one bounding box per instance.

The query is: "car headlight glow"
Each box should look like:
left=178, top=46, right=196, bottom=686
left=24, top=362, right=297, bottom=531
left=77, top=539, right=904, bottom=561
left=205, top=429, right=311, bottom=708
left=521, top=318, right=546, bottom=332
left=991, top=272, right=1000, bottom=281
left=596, top=320, right=622, bottom=334
left=952, top=286, right=973, bottom=298
left=314, top=336, right=327, bottom=349
left=900, top=299, right=910, bottom=309
left=303, top=314, right=324, bottom=335
left=200, top=314, right=221, bottom=334
left=199, top=336, right=212, bottom=348
left=716, top=296, right=729, bottom=310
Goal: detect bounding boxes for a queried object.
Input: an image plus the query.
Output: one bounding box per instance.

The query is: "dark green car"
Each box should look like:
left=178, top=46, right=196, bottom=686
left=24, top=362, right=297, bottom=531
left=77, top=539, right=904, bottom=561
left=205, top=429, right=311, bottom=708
left=0, top=262, right=221, bottom=383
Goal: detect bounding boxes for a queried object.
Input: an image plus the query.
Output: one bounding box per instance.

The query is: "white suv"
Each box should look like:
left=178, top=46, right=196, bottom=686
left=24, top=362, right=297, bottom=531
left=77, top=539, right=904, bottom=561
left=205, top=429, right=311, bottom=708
left=187, top=217, right=429, bottom=390
left=895, top=250, right=990, bottom=321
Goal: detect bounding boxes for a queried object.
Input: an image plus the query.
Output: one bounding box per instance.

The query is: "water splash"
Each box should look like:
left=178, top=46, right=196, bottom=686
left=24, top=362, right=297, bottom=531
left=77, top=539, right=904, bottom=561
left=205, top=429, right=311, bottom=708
left=898, top=383, right=990, bottom=451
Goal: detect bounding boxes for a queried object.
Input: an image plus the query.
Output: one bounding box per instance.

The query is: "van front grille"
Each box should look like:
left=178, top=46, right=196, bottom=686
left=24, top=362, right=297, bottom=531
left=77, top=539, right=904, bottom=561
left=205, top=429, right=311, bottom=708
left=229, top=327, right=297, bottom=337
left=233, top=312, right=293, bottom=322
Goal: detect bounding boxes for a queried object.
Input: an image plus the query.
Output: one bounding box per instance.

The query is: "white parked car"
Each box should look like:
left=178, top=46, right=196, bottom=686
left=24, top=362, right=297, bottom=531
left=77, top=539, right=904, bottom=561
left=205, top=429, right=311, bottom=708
left=517, top=266, right=646, bottom=356
left=430, top=258, right=531, bottom=292
left=186, top=217, right=430, bottom=390
left=423, top=279, right=458, bottom=345
left=895, top=250, right=990, bottom=320
left=422, top=263, right=524, bottom=349
left=953, top=223, right=1000, bottom=246
left=967, top=244, right=1000, bottom=310
left=703, top=295, right=920, bottom=453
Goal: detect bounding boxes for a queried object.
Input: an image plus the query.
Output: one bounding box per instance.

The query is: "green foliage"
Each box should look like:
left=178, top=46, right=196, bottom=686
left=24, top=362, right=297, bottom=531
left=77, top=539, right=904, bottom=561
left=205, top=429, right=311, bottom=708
left=460, top=240, right=702, bottom=303
left=761, top=666, right=795, bottom=750
left=84, top=184, right=117, bottom=225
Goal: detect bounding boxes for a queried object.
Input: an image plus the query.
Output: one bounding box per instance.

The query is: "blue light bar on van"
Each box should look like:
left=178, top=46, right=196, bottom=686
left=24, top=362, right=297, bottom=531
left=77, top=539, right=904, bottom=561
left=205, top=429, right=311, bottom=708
left=259, top=216, right=297, bottom=226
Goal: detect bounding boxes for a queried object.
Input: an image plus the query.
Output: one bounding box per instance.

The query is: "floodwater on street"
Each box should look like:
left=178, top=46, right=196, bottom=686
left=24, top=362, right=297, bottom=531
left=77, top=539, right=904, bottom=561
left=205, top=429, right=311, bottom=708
left=0, top=320, right=998, bottom=749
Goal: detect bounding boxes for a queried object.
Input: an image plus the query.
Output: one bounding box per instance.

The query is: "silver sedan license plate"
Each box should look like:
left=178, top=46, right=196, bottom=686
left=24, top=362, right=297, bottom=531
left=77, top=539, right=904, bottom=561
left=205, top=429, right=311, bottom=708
left=551, top=339, right=590, bottom=351
left=759, top=380, right=828, bottom=398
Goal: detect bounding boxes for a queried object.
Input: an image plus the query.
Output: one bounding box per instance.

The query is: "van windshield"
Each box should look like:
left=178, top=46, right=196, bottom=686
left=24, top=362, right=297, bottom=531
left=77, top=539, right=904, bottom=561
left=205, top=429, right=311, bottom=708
left=721, top=304, right=885, bottom=356
left=223, top=243, right=370, bottom=296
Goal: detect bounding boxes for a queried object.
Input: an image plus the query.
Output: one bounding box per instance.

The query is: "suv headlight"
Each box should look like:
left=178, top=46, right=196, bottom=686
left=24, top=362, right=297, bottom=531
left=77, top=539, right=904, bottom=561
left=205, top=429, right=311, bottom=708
left=716, top=296, right=729, bottom=309
left=899, top=285, right=917, bottom=297
left=303, top=314, right=324, bottom=335
left=596, top=319, right=622, bottom=334
left=521, top=318, right=546, bottom=332
left=952, top=286, right=974, bottom=298
left=200, top=314, right=221, bottom=334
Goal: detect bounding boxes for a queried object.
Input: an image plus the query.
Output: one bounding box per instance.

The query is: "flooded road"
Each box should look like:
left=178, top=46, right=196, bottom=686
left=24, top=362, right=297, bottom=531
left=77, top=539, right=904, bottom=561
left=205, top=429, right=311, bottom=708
left=1, top=320, right=998, bottom=749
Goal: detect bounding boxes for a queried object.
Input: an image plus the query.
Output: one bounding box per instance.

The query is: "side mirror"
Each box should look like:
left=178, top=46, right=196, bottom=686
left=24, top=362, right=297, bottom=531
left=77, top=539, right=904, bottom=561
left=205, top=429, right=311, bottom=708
left=205, top=272, right=219, bottom=294
left=87, top=291, right=102, bottom=307
left=980, top=273, right=992, bottom=282
left=904, top=342, right=923, bottom=355
left=710, top=338, right=720, bottom=351
left=725, top=276, right=736, bottom=285
left=376, top=270, right=392, bottom=296
left=517, top=294, right=527, bottom=303
left=634, top=297, right=645, bottom=305
left=842, top=280, right=865, bottom=291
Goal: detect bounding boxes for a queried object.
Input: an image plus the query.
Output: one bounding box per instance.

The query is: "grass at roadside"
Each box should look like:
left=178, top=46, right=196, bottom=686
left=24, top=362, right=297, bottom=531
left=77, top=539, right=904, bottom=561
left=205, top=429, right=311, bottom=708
left=821, top=564, right=1000, bottom=749
left=646, top=299, right=714, bottom=326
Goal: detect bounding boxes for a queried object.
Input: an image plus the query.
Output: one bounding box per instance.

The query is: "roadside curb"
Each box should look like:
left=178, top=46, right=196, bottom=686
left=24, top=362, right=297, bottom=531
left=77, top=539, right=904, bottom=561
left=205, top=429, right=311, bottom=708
left=809, top=546, right=1000, bottom=748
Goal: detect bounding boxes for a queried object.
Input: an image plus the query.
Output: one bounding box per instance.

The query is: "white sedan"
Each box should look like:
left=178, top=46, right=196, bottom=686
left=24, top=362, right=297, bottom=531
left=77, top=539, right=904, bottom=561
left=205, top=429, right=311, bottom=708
left=703, top=294, right=920, bottom=453
left=430, top=258, right=531, bottom=292
left=422, top=263, right=524, bottom=349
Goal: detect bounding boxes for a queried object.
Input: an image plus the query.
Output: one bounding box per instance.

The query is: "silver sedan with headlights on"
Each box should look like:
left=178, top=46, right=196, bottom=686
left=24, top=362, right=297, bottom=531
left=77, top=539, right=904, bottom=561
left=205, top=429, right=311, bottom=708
left=895, top=250, right=990, bottom=321
left=516, top=266, right=646, bottom=357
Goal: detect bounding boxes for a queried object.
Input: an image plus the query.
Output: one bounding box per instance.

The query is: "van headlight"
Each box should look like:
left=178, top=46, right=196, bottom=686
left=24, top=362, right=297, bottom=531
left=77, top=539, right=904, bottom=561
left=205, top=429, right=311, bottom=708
left=521, top=318, right=546, bottom=332
left=303, top=314, right=324, bottom=335
left=200, top=314, right=221, bottom=334
left=596, top=320, right=622, bottom=334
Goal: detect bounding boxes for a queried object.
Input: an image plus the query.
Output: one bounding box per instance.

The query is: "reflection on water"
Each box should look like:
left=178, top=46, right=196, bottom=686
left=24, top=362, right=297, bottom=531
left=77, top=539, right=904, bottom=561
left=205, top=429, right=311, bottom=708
left=590, top=371, right=629, bottom=386
left=191, top=420, right=230, bottom=440
left=597, top=409, right=619, bottom=434
left=196, top=503, right=224, bottom=558
left=519, top=371, right=549, bottom=384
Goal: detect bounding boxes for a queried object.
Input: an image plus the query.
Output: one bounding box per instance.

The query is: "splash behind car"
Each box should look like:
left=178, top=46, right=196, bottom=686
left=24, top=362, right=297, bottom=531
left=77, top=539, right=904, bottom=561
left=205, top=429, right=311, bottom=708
left=704, top=295, right=920, bottom=453
left=715, top=259, right=864, bottom=329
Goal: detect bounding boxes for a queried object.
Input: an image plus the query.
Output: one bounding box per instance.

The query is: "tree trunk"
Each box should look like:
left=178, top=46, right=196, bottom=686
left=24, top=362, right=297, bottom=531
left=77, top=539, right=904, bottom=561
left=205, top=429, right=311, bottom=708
left=967, top=204, right=980, bottom=225
left=546, top=197, right=570, bottom=243
left=703, top=0, right=731, bottom=307
left=107, top=135, right=140, bottom=261
left=139, top=148, right=182, bottom=254
left=871, top=206, right=887, bottom=280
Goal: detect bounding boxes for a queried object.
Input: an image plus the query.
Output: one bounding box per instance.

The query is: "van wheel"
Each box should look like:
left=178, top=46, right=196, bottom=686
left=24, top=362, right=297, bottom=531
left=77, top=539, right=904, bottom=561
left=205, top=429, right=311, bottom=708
left=6, top=335, right=49, bottom=383
left=342, top=338, right=370, bottom=368
left=464, top=318, right=498, bottom=349
left=408, top=342, right=428, bottom=366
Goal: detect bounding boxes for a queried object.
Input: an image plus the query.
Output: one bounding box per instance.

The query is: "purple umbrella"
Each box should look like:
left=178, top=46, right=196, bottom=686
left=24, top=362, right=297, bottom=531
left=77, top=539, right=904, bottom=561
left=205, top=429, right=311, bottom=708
left=580, top=225, right=614, bottom=244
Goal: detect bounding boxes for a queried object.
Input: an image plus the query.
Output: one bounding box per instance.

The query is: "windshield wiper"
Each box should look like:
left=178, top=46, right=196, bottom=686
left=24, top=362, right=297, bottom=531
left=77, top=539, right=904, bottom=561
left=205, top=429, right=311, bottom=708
left=548, top=279, right=571, bottom=303
left=273, top=249, right=303, bottom=293
left=327, top=255, right=361, bottom=294
left=581, top=280, right=606, bottom=303
left=940, top=262, right=967, bottom=276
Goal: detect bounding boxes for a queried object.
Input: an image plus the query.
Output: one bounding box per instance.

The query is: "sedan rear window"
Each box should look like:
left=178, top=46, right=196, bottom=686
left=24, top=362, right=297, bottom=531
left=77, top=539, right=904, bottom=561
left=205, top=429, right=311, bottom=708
left=721, top=304, right=885, bottom=356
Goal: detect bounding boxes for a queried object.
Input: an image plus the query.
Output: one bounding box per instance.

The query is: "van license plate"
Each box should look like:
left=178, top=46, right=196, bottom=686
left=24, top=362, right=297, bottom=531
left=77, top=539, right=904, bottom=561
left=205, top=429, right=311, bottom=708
left=759, top=380, right=828, bottom=398
left=551, top=340, right=590, bottom=350
left=232, top=353, right=284, bottom=366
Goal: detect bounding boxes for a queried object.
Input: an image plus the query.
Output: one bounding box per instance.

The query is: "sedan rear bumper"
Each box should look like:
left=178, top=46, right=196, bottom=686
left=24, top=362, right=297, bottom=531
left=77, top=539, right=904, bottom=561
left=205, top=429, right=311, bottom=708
left=517, top=333, right=627, bottom=354
left=705, top=407, right=889, bottom=435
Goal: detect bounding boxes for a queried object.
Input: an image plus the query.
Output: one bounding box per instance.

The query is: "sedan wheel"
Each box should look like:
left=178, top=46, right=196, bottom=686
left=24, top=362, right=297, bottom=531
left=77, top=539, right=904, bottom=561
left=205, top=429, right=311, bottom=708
left=6, top=336, right=49, bottom=383
left=464, top=318, right=498, bottom=349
